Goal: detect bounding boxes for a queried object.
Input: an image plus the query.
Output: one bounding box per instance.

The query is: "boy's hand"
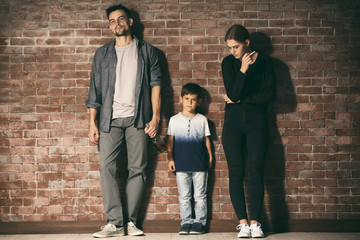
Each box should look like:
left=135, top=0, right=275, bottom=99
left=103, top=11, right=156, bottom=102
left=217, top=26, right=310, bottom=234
left=168, top=160, right=176, bottom=172
left=208, top=158, right=213, bottom=169
left=205, top=136, right=213, bottom=169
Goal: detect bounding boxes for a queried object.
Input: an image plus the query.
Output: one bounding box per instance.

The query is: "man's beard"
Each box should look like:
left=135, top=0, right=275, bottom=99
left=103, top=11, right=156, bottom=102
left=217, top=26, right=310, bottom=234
left=114, top=30, right=127, bottom=37
left=113, top=26, right=128, bottom=37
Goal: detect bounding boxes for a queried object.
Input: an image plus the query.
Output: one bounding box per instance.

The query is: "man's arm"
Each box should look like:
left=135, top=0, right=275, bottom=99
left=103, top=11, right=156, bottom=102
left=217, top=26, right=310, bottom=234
left=145, top=85, right=161, bottom=138
left=87, top=49, right=102, bottom=145
left=167, top=135, right=175, bottom=172
left=88, top=108, right=99, bottom=145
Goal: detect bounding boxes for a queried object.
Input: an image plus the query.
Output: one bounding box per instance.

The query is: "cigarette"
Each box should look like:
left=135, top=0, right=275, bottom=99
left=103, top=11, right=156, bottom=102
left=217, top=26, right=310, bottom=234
left=249, top=51, right=255, bottom=56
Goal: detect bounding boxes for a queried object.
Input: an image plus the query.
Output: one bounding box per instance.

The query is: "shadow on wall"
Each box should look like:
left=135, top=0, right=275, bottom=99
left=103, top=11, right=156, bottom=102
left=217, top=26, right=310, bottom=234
left=250, top=32, right=297, bottom=233
left=138, top=47, right=175, bottom=225
left=130, top=10, right=144, bottom=41
left=197, top=87, right=218, bottom=231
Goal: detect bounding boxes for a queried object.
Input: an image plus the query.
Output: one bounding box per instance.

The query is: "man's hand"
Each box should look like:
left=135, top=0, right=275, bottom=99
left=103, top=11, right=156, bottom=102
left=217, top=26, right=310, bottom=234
left=145, top=120, right=159, bottom=138
left=89, top=124, right=99, bottom=145
left=88, top=108, right=99, bottom=145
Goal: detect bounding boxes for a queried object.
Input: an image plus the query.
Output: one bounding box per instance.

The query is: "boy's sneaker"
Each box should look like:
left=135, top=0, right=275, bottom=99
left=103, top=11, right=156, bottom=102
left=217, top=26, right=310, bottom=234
left=250, top=222, right=264, bottom=238
left=92, top=223, right=125, bottom=238
left=179, top=223, right=192, bottom=235
left=126, top=221, right=144, bottom=236
left=236, top=223, right=251, bottom=238
left=190, top=222, right=205, bottom=234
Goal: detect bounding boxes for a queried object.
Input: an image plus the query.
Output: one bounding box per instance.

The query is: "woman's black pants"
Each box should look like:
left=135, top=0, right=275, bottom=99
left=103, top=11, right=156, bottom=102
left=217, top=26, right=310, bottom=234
left=222, top=107, right=268, bottom=221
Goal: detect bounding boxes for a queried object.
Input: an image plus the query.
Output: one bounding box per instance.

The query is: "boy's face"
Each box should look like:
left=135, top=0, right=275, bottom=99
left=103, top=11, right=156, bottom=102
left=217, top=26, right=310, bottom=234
left=180, top=93, right=200, bottom=114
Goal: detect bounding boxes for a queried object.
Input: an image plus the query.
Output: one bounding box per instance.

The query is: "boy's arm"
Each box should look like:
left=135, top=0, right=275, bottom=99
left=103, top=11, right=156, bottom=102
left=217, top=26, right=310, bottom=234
left=167, top=135, right=175, bottom=172
left=205, top=136, right=213, bottom=169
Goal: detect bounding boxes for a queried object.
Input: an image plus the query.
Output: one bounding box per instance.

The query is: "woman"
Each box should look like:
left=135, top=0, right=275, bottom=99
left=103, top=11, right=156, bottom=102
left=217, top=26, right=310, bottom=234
left=221, top=25, right=276, bottom=238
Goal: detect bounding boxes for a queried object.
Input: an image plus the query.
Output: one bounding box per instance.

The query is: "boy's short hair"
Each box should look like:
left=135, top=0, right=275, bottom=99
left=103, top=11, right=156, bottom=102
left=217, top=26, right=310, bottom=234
left=105, top=4, right=132, bottom=20
left=181, top=83, right=202, bottom=99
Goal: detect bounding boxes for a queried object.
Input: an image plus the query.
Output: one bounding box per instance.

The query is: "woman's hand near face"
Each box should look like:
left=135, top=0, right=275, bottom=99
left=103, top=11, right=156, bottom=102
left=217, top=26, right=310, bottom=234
left=240, top=52, right=254, bottom=74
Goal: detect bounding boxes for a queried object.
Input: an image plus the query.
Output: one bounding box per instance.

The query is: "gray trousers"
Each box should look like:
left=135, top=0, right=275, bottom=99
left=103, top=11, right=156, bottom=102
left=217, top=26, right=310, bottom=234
left=99, top=117, right=148, bottom=227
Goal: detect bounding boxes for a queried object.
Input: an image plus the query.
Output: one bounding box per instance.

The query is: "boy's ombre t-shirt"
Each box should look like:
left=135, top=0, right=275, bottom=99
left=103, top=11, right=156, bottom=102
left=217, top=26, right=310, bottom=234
left=167, top=112, right=210, bottom=172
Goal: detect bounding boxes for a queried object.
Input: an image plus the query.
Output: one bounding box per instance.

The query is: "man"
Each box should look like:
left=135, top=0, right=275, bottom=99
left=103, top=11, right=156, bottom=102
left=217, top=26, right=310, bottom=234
left=86, top=4, right=161, bottom=238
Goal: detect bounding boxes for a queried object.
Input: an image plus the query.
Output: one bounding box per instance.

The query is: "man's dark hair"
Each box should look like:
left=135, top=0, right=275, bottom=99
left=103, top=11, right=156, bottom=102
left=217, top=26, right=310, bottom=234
left=105, top=4, right=132, bottom=20
left=181, top=83, right=202, bottom=99
left=225, top=24, right=250, bottom=43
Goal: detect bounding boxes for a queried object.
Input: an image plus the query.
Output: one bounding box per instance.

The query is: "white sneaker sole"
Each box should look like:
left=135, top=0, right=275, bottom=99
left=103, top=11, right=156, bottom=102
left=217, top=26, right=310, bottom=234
left=127, top=231, right=144, bottom=236
left=92, top=233, right=126, bottom=238
left=238, top=234, right=251, bottom=238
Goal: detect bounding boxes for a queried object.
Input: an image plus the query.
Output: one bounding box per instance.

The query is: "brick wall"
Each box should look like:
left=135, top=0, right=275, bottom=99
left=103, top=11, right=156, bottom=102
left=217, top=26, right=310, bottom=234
left=0, top=0, right=359, bottom=225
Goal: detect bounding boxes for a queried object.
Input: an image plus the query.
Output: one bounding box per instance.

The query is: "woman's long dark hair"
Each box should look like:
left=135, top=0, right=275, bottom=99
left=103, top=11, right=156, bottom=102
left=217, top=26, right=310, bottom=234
left=225, top=24, right=250, bottom=43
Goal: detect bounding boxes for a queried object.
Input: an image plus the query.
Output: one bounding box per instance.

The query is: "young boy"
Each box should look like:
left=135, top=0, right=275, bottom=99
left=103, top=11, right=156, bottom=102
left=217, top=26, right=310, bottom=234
left=167, top=83, right=213, bottom=235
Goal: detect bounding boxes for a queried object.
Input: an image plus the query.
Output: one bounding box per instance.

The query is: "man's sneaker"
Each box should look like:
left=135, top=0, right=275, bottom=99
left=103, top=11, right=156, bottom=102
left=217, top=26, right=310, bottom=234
left=250, top=222, right=264, bottom=238
left=190, top=222, right=205, bottom=234
left=179, top=223, right=192, bottom=235
left=236, top=223, right=251, bottom=238
left=126, top=221, right=144, bottom=236
left=92, top=223, right=125, bottom=238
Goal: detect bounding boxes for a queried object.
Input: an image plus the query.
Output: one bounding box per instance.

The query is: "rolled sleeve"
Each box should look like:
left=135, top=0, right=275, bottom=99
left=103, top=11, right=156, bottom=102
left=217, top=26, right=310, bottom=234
left=149, top=47, right=162, bottom=88
left=85, top=51, right=102, bottom=110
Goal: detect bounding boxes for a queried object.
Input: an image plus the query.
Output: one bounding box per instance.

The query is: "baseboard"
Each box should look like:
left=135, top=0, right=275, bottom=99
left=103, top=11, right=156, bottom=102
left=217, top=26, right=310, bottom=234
left=285, top=219, right=360, bottom=232
left=0, top=220, right=359, bottom=234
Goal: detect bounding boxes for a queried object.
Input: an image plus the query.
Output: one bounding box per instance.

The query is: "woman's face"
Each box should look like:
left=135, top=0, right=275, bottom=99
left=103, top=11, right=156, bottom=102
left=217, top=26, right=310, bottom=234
left=226, top=39, right=250, bottom=59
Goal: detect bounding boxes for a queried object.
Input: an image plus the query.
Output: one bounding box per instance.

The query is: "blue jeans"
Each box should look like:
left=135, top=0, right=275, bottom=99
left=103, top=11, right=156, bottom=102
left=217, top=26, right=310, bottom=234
left=176, top=171, right=208, bottom=226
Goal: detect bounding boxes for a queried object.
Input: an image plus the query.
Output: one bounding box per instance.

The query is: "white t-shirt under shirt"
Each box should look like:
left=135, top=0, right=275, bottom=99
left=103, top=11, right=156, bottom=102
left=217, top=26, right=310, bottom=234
left=112, top=38, right=138, bottom=119
left=167, top=112, right=211, bottom=172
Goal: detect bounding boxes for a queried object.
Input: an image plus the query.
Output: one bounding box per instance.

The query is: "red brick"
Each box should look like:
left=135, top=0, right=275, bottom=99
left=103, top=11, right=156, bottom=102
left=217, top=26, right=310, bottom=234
left=11, top=206, right=36, bottom=215
left=37, top=173, right=62, bottom=181
left=309, top=128, right=335, bottom=136
left=192, top=20, right=216, bottom=28
left=49, top=30, right=74, bottom=37
left=63, top=189, right=89, bottom=197
left=10, top=190, right=36, bottom=198
left=38, top=205, right=63, bottom=214
left=23, top=215, right=51, bottom=222
left=23, top=198, right=50, bottom=206
left=50, top=198, right=75, bottom=206
left=64, top=205, right=89, bottom=214
left=37, top=122, right=62, bottom=130
left=299, top=136, right=324, bottom=145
